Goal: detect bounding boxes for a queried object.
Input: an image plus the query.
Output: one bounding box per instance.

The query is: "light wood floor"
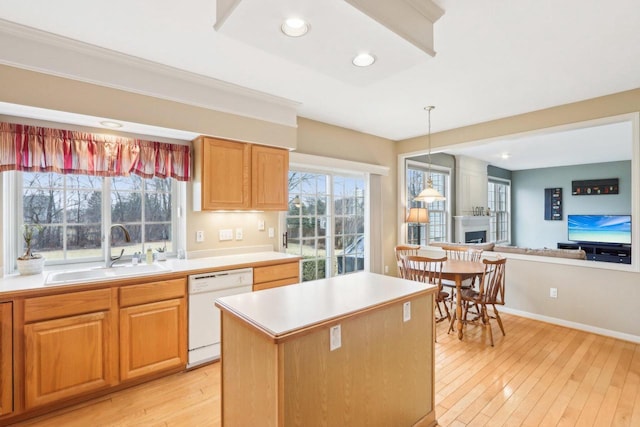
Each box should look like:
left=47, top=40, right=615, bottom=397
left=14, top=313, right=640, bottom=426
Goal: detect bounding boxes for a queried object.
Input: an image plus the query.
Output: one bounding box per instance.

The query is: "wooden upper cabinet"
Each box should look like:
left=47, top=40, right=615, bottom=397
left=194, top=137, right=251, bottom=210
left=251, top=144, right=289, bottom=210
left=193, top=136, right=289, bottom=211
left=0, top=302, right=12, bottom=416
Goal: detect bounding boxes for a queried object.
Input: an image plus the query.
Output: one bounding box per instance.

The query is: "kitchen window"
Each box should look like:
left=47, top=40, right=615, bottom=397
left=5, top=171, right=182, bottom=271
left=285, top=170, right=366, bottom=281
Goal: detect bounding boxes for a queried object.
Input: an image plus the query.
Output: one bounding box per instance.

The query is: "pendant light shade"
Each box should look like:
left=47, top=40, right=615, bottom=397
left=413, top=106, right=445, bottom=204
left=414, top=181, right=445, bottom=203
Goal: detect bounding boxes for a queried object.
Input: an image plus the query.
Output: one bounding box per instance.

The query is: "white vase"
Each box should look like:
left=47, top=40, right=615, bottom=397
left=16, top=256, right=45, bottom=275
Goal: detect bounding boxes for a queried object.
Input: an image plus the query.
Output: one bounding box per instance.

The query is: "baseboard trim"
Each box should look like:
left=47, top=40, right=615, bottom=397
left=500, top=306, right=640, bottom=344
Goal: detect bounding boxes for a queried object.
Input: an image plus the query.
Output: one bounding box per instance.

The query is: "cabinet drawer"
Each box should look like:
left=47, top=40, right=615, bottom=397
left=25, top=288, right=112, bottom=323
left=120, top=278, right=186, bottom=307
left=254, top=262, right=299, bottom=285
left=253, top=276, right=299, bottom=292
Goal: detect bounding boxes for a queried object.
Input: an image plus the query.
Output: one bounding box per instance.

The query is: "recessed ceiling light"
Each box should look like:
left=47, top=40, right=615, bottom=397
left=100, top=120, right=122, bottom=128
left=281, top=18, right=310, bottom=37
left=352, top=53, right=376, bottom=67
left=501, top=153, right=511, bottom=159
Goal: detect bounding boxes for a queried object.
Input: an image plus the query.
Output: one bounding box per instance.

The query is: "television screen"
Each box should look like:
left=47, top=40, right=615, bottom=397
left=568, top=214, right=631, bottom=245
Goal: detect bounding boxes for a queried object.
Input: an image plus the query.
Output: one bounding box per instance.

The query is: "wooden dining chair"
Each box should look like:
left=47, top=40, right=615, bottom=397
left=440, top=244, right=483, bottom=298
left=402, top=255, right=450, bottom=324
left=394, top=244, right=421, bottom=279
left=458, top=257, right=507, bottom=346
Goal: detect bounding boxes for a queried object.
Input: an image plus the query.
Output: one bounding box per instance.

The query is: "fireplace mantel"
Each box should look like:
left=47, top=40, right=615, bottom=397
left=454, top=215, right=490, bottom=243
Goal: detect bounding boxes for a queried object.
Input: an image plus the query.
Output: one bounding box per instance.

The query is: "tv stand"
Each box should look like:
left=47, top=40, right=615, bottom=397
left=557, top=242, right=631, bottom=264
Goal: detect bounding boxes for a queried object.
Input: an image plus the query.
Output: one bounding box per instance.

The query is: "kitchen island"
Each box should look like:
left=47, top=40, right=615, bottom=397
left=215, top=272, right=438, bottom=427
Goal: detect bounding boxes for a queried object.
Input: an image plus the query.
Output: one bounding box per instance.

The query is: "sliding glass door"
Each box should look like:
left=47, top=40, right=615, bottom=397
left=285, top=170, right=366, bottom=281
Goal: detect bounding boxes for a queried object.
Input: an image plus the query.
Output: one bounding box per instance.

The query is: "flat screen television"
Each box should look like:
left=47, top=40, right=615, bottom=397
left=567, top=214, right=631, bottom=245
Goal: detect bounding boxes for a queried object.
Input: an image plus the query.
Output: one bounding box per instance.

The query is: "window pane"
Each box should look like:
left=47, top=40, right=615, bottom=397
left=66, top=225, right=102, bottom=259
left=111, top=192, right=142, bottom=222
left=145, top=193, right=172, bottom=222
left=66, top=190, right=102, bottom=224
left=24, top=188, right=64, bottom=224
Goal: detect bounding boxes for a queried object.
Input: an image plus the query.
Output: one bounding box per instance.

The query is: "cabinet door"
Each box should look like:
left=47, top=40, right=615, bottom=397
left=0, top=302, right=12, bottom=416
left=24, top=311, right=114, bottom=409
left=251, top=145, right=289, bottom=210
left=200, top=137, right=251, bottom=210
left=120, top=298, right=186, bottom=381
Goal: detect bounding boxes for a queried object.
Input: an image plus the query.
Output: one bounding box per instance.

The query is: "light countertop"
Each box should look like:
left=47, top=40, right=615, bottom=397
left=0, top=251, right=300, bottom=295
left=215, top=271, right=436, bottom=340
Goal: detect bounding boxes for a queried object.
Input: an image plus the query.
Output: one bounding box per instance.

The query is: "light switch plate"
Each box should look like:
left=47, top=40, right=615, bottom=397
left=219, top=229, right=233, bottom=241
left=330, top=325, right=341, bottom=351
left=268, top=227, right=275, bottom=238
left=235, top=228, right=243, bottom=240
left=196, top=230, right=204, bottom=242
left=258, top=220, right=265, bottom=231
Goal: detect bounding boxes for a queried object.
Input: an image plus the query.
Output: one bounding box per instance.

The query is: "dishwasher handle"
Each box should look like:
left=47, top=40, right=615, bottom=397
left=190, top=268, right=253, bottom=281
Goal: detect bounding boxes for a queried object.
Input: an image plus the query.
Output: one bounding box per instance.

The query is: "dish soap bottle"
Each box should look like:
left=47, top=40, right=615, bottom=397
left=146, top=248, right=153, bottom=264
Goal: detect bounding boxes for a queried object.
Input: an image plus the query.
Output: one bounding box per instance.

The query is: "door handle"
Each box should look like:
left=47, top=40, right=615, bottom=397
left=282, top=231, right=288, bottom=249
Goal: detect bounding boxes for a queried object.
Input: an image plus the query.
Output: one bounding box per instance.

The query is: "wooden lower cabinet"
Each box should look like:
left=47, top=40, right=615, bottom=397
left=120, top=298, right=186, bottom=381
left=253, top=261, right=300, bottom=291
left=0, top=302, right=12, bottom=416
left=24, top=310, right=115, bottom=409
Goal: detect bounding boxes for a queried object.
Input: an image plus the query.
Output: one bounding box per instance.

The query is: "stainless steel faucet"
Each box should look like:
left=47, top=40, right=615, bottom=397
left=106, top=223, right=131, bottom=267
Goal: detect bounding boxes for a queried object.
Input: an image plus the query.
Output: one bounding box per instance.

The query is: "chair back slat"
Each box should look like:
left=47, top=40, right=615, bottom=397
left=395, top=245, right=421, bottom=278
left=402, top=255, right=447, bottom=290
left=441, top=245, right=483, bottom=262
left=478, top=257, right=506, bottom=305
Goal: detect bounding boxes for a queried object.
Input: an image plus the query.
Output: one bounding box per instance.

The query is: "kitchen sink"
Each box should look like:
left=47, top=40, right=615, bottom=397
left=45, top=263, right=171, bottom=285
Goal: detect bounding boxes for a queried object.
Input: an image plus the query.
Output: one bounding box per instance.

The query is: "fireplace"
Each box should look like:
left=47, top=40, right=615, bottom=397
left=454, top=216, right=490, bottom=244
left=465, top=230, right=486, bottom=243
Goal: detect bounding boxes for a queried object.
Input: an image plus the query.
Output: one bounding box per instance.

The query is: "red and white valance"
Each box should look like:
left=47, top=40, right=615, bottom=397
left=0, top=122, right=191, bottom=181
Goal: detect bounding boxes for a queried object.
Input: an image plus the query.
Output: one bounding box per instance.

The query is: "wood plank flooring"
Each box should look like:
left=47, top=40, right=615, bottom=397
left=14, top=313, right=640, bottom=426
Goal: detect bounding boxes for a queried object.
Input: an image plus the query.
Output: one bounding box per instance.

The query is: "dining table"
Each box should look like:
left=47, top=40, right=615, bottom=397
left=438, top=259, right=486, bottom=340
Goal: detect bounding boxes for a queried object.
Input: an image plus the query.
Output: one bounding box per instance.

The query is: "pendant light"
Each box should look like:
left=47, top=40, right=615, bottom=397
left=414, top=106, right=445, bottom=203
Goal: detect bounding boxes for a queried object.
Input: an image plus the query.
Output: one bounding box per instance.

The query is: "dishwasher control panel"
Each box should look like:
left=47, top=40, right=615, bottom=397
left=188, top=268, right=253, bottom=293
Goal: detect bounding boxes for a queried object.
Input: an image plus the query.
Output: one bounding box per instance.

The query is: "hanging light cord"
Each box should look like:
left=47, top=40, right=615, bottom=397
left=425, top=105, right=435, bottom=188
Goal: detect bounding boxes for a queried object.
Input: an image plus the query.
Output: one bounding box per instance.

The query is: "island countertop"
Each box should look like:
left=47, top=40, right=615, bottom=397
left=215, top=271, right=436, bottom=341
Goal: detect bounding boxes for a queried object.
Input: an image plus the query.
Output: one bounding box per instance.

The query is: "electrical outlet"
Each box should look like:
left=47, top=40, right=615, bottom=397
left=403, top=301, right=411, bottom=322
left=550, top=287, right=558, bottom=298
left=268, top=227, right=275, bottom=238
left=219, top=229, right=233, bottom=241
left=330, top=325, right=341, bottom=351
left=196, top=230, right=204, bottom=242
left=258, top=220, right=265, bottom=231
left=384, top=265, right=389, bottom=274
left=235, top=228, right=243, bottom=240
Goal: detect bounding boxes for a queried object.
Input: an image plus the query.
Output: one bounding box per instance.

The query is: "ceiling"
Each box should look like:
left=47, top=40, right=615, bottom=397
left=0, top=0, right=639, bottom=168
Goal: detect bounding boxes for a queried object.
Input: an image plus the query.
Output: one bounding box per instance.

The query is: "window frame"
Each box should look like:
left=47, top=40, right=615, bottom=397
left=403, top=159, right=452, bottom=245
left=488, top=177, right=511, bottom=244
left=284, top=167, right=367, bottom=280
left=4, top=170, right=185, bottom=272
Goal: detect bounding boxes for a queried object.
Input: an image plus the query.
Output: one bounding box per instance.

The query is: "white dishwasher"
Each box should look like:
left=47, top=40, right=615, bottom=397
left=188, top=268, right=253, bottom=368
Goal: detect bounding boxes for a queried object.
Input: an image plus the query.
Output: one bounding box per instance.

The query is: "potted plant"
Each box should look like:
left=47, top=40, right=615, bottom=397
left=16, top=224, right=45, bottom=275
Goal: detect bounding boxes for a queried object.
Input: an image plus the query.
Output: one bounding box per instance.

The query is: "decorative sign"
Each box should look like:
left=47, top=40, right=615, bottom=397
left=572, top=178, right=619, bottom=195
left=544, top=188, right=562, bottom=221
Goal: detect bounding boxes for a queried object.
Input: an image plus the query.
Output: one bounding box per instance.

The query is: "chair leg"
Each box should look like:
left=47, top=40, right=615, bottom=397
left=448, top=310, right=456, bottom=334
left=482, top=305, right=494, bottom=347
left=493, top=305, right=506, bottom=336
left=443, top=299, right=451, bottom=321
